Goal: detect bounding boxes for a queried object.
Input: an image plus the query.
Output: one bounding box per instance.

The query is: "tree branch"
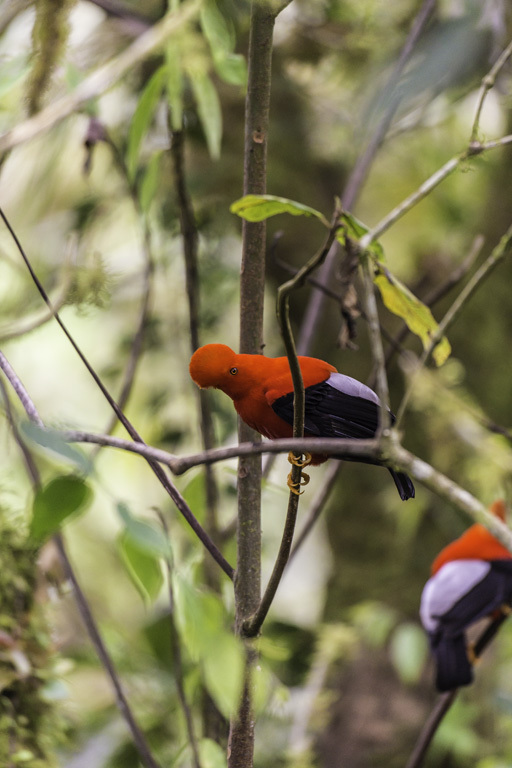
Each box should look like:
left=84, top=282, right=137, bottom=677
left=406, top=609, right=512, bottom=768
left=230, top=3, right=277, bottom=765
left=396, top=222, right=512, bottom=426
left=0, top=354, right=163, bottom=768
left=0, top=208, right=234, bottom=580
left=296, top=0, right=437, bottom=354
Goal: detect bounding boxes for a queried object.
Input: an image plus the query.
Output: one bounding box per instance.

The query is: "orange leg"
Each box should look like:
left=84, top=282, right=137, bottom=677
left=287, top=452, right=312, bottom=495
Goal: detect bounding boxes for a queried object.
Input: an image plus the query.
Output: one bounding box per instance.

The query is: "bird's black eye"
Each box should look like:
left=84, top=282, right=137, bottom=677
left=230, top=367, right=238, bottom=375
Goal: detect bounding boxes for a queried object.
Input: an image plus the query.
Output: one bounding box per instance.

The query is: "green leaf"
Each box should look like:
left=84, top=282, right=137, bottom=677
left=374, top=266, right=451, bottom=366
left=338, top=211, right=386, bottom=263
left=188, top=68, right=222, bottom=160
left=199, top=0, right=247, bottom=87
left=165, top=43, right=183, bottom=132
left=126, top=65, right=166, bottom=180
left=140, top=150, right=163, bottom=213
left=116, top=502, right=172, bottom=559
left=203, top=633, right=244, bottom=718
left=172, top=573, right=224, bottom=660
left=118, top=531, right=164, bottom=605
left=198, top=739, right=228, bottom=768
left=177, top=739, right=227, bottom=768
left=20, top=422, right=92, bottom=474
left=200, top=0, right=235, bottom=58
left=230, top=194, right=328, bottom=224
left=213, top=53, right=247, bottom=87
left=30, top=475, right=93, bottom=542
left=389, top=622, right=429, bottom=684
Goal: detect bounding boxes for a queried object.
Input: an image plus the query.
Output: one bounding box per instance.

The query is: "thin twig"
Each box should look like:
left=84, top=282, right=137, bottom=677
left=395, top=222, right=512, bottom=427
left=289, top=461, right=341, bottom=564
left=0, top=355, right=163, bottom=768
left=0, top=207, right=234, bottom=580
left=0, top=0, right=201, bottom=153
left=382, top=234, right=484, bottom=373
left=405, top=691, right=456, bottom=768
left=54, top=533, right=163, bottom=768
left=60, top=428, right=380, bottom=472
left=360, top=252, right=391, bottom=428
left=243, top=208, right=345, bottom=637
left=170, top=126, right=221, bottom=557
left=389, top=442, right=512, bottom=551
left=406, top=610, right=511, bottom=768
left=242, top=490, right=300, bottom=637
left=157, top=512, right=202, bottom=768
left=470, top=39, right=512, bottom=143
left=297, top=0, right=436, bottom=354
left=361, top=37, right=512, bottom=251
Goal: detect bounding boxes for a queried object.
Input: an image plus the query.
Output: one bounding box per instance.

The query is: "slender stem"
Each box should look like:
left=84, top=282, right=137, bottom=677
left=158, top=513, right=202, bottom=768
left=395, top=223, right=512, bottom=427
left=55, top=534, right=163, bottom=768
left=406, top=609, right=512, bottom=768
left=389, top=443, right=512, bottom=551
left=244, top=209, right=345, bottom=638
left=470, top=39, right=512, bottom=143
left=360, top=155, right=462, bottom=249
left=0, top=357, right=162, bottom=768
left=405, top=691, right=456, bottom=768
left=382, top=234, right=484, bottom=374
left=170, top=126, right=220, bottom=555
left=289, top=461, right=341, bottom=564
left=360, top=253, right=391, bottom=428
left=360, top=41, right=512, bottom=253
left=296, top=0, right=436, bottom=354
left=0, top=207, right=234, bottom=579
left=243, top=491, right=300, bottom=637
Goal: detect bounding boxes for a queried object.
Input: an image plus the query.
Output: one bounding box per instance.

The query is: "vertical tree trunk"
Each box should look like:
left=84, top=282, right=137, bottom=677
left=229, top=4, right=276, bottom=767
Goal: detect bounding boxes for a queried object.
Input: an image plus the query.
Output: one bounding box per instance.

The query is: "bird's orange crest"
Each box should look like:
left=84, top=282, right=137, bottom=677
left=431, top=499, right=511, bottom=574
left=189, top=344, right=237, bottom=390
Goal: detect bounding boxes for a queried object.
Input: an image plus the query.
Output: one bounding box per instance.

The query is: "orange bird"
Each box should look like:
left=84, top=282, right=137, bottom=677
left=189, top=343, right=415, bottom=500
left=420, top=500, right=512, bottom=691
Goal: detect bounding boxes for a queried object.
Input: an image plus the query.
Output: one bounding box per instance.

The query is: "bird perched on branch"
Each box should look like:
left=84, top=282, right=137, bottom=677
left=420, top=499, right=512, bottom=692
left=189, top=343, right=415, bottom=500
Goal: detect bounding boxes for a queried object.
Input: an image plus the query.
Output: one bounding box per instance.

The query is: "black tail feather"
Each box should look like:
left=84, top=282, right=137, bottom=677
left=433, top=634, right=473, bottom=692
left=388, top=469, right=415, bottom=501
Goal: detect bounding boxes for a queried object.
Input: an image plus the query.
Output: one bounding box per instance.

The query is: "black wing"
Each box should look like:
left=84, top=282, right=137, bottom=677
left=430, top=560, right=512, bottom=691
left=271, top=379, right=388, bottom=439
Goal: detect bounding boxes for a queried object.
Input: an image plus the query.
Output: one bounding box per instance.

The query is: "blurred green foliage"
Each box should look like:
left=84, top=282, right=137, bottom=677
left=0, top=0, right=512, bottom=766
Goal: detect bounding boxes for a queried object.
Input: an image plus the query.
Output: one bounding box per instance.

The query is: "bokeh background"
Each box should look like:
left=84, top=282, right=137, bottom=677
left=1, top=0, right=512, bottom=766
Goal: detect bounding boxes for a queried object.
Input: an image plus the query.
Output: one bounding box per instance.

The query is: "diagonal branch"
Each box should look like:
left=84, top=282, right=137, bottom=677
left=406, top=609, right=512, bottom=768
left=396, top=222, right=512, bottom=426
left=0, top=208, right=234, bottom=580
left=297, top=0, right=437, bottom=355
left=0, top=0, right=201, bottom=154
left=0, top=354, right=162, bottom=768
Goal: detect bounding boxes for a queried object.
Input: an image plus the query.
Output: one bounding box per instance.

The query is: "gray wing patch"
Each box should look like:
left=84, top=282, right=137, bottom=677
left=326, top=373, right=381, bottom=405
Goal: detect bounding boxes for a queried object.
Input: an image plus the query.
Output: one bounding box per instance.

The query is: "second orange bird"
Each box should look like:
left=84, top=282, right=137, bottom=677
left=189, top=343, right=415, bottom=501
left=420, top=500, right=512, bottom=691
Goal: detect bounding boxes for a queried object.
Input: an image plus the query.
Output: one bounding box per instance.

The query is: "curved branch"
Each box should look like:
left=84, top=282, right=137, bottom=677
left=406, top=609, right=512, bottom=768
